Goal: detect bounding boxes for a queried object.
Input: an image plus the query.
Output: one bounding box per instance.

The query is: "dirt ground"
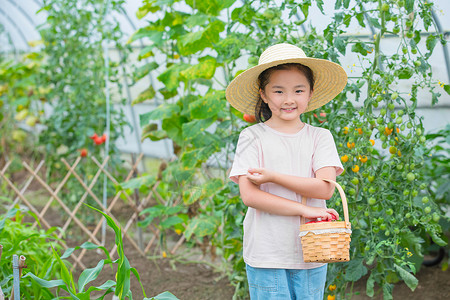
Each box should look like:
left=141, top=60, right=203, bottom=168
left=76, top=241, right=449, bottom=300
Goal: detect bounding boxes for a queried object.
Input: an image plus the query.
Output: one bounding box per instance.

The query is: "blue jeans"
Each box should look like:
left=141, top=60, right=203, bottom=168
left=246, top=264, right=327, bottom=300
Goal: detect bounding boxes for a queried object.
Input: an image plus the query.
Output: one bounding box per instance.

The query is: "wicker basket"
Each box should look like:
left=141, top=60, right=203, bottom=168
left=299, top=179, right=351, bottom=263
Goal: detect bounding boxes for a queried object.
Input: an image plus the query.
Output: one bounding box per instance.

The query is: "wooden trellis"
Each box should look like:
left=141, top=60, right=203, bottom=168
left=0, top=154, right=184, bottom=270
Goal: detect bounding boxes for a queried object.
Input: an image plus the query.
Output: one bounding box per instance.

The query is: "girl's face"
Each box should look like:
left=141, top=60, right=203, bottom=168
left=260, top=68, right=313, bottom=125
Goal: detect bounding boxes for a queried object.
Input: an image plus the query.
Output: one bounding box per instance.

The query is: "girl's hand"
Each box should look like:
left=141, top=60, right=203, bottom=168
left=246, top=168, right=276, bottom=186
left=302, top=206, right=339, bottom=221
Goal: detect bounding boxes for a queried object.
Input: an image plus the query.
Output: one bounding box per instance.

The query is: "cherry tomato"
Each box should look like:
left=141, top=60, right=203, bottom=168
left=243, top=114, right=256, bottom=123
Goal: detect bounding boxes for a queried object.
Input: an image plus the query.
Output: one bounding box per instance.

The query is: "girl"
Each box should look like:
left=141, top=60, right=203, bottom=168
left=226, top=43, right=347, bottom=299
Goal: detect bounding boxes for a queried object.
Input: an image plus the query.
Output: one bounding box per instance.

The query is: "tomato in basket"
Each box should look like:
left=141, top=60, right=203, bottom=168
left=306, top=214, right=337, bottom=224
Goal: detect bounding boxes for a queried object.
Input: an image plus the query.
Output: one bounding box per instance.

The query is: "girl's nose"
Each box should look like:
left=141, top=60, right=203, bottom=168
left=284, top=95, right=295, bottom=104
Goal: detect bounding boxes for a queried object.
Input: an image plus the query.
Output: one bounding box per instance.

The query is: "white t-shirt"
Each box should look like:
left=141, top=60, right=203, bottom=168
left=229, top=122, right=344, bottom=269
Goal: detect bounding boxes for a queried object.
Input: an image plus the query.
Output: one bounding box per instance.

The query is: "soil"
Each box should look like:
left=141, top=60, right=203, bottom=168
left=73, top=240, right=449, bottom=300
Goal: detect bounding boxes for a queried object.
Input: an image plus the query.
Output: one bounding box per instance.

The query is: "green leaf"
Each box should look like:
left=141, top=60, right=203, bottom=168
left=138, top=46, right=155, bottom=60
left=300, top=2, right=311, bottom=19
left=178, top=20, right=225, bottom=55
left=366, top=272, right=375, bottom=297
left=351, top=42, right=372, bottom=56
left=157, top=64, right=190, bottom=91
left=134, top=62, right=159, bottom=81
left=396, top=67, right=413, bottom=80
left=120, top=175, right=157, bottom=190
left=394, top=264, right=418, bottom=291
left=52, top=246, right=76, bottom=293
left=334, top=36, right=346, bottom=55
left=430, top=231, right=447, bottom=246
left=81, top=280, right=115, bottom=295
left=162, top=115, right=186, bottom=145
left=355, top=13, right=365, bottom=27
left=203, top=178, right=224, bottom=198
left=344, top=258, right=368, bottom=281
left=382, top=283, right=394, bottom=300
left=184, top=215, right=220, bottom=240
left=132, top=86, right=156, bottom=105
left=185, top=0, right=234, bottom=16
left=78, top=260, right=105, bottom=292
left=426, top=35, right=437, bottom=52
left=128, top=28, right=164, bottom=44
left=182, top=118, right=215, bottom=140
left=405, top=0, right=414, bottom=13
left=136, top=1, right=160, bottom=19
left=144, top=291, right=179, bottom=300
left=180, top=56, right=217, bottom=80
left=443, top=84, right=450, bottom=95
left=185, top=14, right=209, bottom=28
left=160, top=216, right=184, bottom=229
left=189, top=90, right=226, bottom=119
left=23, top=272, right=66, bottom=289
left=140, top=104, right=180, bottom=126
left=367, top=17, right=381, bottom=29
left=142, top=127, right=168, bottom=141
left=183, top=186, right=203, bottom=205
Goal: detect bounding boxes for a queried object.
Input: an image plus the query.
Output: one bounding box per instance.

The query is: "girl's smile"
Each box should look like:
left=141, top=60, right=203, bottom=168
left=260, top=68, right=313, bottom=132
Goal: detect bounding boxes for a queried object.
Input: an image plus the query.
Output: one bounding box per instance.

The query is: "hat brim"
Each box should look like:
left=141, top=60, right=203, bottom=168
left=226, top=58, right=348, bottom=115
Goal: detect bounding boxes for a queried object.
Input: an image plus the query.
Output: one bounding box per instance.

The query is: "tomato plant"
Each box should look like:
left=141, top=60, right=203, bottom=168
left=37, top=0, right=129, bottom=171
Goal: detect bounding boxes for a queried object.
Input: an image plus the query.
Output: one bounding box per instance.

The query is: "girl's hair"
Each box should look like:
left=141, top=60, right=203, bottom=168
left=255, top=63, right=314, bottom=122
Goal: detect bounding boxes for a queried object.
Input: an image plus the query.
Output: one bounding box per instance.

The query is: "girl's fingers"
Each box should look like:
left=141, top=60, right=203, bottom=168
left=327, top=209, right=339, bottom=220
left=248, top=167, right=263, bottom=174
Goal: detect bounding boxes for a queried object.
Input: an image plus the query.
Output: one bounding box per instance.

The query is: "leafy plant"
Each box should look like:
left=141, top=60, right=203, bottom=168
left=0, top=207, right=62, bottom=299
left=25, top=204, right=179, bottom=299
left=0, top=52, right=48, bottom=166
left=129, top=0, right=448, bottom=299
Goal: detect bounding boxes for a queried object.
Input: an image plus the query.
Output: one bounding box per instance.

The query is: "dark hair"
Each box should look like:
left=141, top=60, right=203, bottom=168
left=255, top=63, right=314, bottom=122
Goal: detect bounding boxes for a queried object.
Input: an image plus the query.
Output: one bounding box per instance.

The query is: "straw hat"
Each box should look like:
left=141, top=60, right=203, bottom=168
left=226, top=43, right=348, bottom=115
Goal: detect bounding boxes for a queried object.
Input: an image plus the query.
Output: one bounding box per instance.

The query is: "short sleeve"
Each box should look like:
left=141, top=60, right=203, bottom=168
left=312, top=130, right=344, bottom=176
left=229, top=130, right=259, bottom=184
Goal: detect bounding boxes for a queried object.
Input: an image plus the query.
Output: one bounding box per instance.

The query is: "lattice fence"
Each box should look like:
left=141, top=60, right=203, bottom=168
left=0, top=154, right=184, bottom=271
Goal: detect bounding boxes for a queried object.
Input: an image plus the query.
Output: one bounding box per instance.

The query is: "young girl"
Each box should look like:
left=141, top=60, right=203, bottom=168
left=226, top=43, right=347, bottom=299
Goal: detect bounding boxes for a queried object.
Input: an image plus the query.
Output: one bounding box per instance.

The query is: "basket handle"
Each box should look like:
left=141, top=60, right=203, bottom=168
left=301, top=179, right=350, bottom=229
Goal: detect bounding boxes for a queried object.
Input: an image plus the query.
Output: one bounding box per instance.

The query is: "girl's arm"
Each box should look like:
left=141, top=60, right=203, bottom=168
left=238, top=175, right=338, bottom=220
left=245, top=166, right=336, bottom=200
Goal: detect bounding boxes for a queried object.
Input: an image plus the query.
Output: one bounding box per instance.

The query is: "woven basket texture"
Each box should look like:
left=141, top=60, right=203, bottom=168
left=301, top=231, right=351, bottom=263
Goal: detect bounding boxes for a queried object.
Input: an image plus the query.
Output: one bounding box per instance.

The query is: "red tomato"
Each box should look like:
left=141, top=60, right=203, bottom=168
left=101, top=133, right=107, bottom=143
left=313, top=112, right=327, bottom=123
left=243, top=114, right=256, bottom=123
left=79, top=148, right=88, bottom=157
left=94, top=136, right=103, bottom=145
left=90, top=133, right=98, bottom=140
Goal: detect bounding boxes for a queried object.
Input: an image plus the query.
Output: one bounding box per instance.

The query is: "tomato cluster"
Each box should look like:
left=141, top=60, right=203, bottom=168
left=90, top=133, right=108, bottom=145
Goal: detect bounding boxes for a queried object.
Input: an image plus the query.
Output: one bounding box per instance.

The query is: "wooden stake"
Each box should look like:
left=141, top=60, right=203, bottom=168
left=0, top=245, right=3, bottom=300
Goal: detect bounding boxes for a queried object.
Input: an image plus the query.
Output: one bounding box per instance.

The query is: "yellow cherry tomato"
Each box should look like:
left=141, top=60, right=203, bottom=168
left=360, top=155, right=368, bottom=163
left=352, top=165, right=360, bottom=173
left=347, top=142, right=355, bottom=149
left=341, top=155, right=349, bottom=163
left=389, top=146, right=397, bottom=154
left=343, top=127, right=349, bottom=134
left=384, top=127, right=393, bottom=136
left=328, top=295, right=336, bottom=300
left=369, top=139, right=375, bottom=146
left=356, top=128, right=363, bottom=135
left=329, top=284, right=337, bottom=291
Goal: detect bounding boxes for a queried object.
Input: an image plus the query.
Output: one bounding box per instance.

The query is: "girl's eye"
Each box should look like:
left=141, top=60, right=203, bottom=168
left=274, top=90, right=283, bottom=94
left=296, top=90, right=304, bottom=93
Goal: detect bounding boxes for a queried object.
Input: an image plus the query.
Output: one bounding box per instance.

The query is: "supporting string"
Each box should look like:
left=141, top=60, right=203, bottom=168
left=102, top=0, right=111, bottom=246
